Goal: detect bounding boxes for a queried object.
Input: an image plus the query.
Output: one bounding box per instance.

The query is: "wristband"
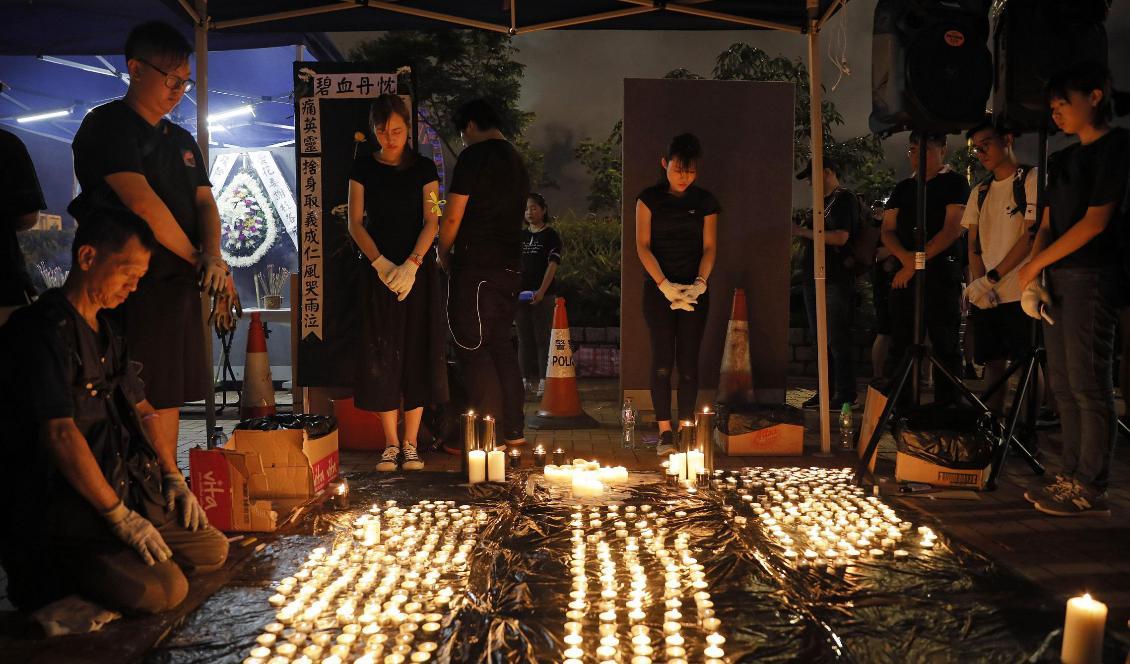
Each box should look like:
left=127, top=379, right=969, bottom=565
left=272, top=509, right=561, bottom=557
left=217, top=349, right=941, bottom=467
left=986, top=268, right=1000, bottom=284
left=695, top=276, right=707, bottom=285
left=408, top=254, right=422, bottom=267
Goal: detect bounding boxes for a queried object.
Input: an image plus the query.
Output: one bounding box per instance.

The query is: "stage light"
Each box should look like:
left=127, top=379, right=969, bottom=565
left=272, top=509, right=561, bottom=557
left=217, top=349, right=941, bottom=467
left=208, top=104, right=255, bottom=123
left=16, top=108, right=71, bottom=123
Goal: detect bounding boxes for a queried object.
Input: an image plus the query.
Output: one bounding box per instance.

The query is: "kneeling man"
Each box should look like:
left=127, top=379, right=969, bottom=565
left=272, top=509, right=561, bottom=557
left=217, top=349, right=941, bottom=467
left=0, top=206, right=228, bottom=614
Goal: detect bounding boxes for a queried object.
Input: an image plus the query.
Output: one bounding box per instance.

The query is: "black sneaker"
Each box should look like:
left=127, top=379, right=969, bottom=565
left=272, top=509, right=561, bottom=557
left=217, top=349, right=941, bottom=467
left=801, top=394, right=821, bottom=410
left=656, top=430, right=676, bottom=456
left=1023, top=474, right=1068, bottom=504
left=376, top=446, right=399, bottom=472
left=1034, top=480, right=1110, bottom=517
left=401, top=443, right=424, bottom=471
left=832, top=395, right=859, bottom=410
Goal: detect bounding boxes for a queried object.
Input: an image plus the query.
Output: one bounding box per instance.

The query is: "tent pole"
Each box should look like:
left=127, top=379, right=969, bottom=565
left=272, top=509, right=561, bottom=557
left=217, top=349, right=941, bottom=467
left=196, top=0, right=217, bottom=440
left=807, top=18, right=832, bottom=454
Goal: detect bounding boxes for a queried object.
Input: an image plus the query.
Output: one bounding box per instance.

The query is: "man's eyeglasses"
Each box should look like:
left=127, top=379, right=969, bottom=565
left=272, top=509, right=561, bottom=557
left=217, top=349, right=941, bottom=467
left=138, top=58, right=194, bottom=93
left=969, top=142, right=996, bottom=155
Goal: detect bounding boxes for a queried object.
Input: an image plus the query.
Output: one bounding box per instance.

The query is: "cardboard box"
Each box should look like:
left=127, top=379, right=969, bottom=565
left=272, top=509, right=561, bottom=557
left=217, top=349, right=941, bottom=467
left=857, top=384, right=887, bottom=473
left=226, top=427, right=339, bottom=501
left=190, top=447, right=278, bottom=532
left=189, top=427, right=339, bottom=533
left=895, top=451, right=990, bottom=489
left=717, top=423, right=804, bottom=456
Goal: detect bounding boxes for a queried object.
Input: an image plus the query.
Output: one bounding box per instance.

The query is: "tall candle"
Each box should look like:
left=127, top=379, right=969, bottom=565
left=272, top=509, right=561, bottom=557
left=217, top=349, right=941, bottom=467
left=678, top=421, right=695, bottom=454
left=695, top=407, right=716, bottom=473
left=487, top=449, right=506, bottom=482
left=468, top=450, right=486, bottom=484
left=1061, top=593, right=1107, bottom=664
left=481, top=416, right=497, bottom=451
left=669, top=453, right=687, bottom=480
left=461, top=411, right=478, bottom=473
left=687, top=450, right=705, bottom=478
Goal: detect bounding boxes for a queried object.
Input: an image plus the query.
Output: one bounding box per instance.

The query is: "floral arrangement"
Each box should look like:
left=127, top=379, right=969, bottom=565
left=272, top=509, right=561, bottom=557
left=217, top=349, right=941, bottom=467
left=217, top=171, right=279, bottom=267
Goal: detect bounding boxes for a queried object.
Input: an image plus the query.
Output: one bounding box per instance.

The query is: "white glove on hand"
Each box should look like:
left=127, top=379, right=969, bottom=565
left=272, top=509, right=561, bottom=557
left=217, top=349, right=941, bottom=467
left=670, top=298, right=696, bottom=312
left=1021, top=281, right=1055, bottom=324
left=658, top=279, right=690, bottom=304
left=963, top=276, right=999, bottom=309
left=103, top=501, right=172, bottom=566
left=163, top=473, right=207, bottom=531
left=371, top=255, right=396, bottom=290
left=683, top=279, right=707, bottom=303
left=387, top=260, right=419, bottom=300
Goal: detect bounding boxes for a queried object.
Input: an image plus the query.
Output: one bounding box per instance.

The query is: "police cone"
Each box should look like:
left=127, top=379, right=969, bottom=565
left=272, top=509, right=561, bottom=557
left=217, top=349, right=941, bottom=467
left=527, top=297, right=598, bottom=430
left=717, top=288, right=755, bottom=405
left=240, top=312, right=276, bottom=419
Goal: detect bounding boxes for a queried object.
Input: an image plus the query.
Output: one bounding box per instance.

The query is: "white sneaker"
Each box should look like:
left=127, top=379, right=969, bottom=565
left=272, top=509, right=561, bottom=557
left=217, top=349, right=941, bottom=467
left=537, top=379, right=545, bottom=397
left=401, top=443, right=424, bottom=471
left=376, top=446, right=399, bottom=472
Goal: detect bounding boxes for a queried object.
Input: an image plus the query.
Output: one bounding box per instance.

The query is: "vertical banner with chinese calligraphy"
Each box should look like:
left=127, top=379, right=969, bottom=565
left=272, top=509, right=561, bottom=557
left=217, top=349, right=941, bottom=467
left=294, top=63, right=400, bottom=386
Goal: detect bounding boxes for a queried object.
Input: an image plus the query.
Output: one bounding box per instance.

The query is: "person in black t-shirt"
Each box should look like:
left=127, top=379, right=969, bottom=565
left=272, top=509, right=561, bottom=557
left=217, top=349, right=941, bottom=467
left=438, top=99, right=531, bottom=446
left=881, top=130, right=970, bottom=404
left=70, top=22, right=239, bottom=466
left=0, top=128, right=46, bottom=326
left=516, top=193, right=563, bottom=398
left=794, top=155, right=859, bottom=409
left=0, top=209, right=227, bottom=614
left=1017, top=63, right=1128, bottom=516
left=348, top=95, right=447, bottom=473
left=635, top=134, right=720, bottom=455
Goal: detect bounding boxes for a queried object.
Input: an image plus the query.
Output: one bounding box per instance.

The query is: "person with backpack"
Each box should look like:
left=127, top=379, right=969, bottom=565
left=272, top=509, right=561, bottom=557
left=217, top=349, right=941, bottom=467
left=960, top=118, right=1038, bottom=412
left=794, top=156, right=862, bottom=409
left=1018, top=62, right=1129, bottom=517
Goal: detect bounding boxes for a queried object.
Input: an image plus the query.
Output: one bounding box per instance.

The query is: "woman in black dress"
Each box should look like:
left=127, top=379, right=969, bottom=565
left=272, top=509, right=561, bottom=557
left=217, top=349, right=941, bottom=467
left=634, top=133, right=719, bottom=456
left=347, top=94, right=447, bottom=472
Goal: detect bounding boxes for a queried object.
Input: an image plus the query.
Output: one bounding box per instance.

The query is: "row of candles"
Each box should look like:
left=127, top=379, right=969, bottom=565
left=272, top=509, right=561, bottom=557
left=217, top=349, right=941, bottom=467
left=561, top=502, right=726, bottom=664
left=246, top=500, right=484, bottom=664
left=716, top=466, right=1110, bottom=664
left=543, top=458, right=630, bottom=497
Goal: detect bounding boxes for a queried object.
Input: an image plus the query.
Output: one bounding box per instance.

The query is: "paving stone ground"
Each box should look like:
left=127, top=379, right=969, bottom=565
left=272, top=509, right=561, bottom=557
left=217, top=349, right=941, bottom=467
left=157, top=377, right=1130, bottom=649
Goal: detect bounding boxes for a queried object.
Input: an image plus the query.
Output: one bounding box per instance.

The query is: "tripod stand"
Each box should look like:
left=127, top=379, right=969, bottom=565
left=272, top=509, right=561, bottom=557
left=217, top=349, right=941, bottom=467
left=855, top=131, right=1044, bottom=488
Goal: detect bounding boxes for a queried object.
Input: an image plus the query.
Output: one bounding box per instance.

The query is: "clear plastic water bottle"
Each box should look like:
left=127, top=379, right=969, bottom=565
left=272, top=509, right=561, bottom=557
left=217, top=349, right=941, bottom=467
left=209, top=425, right=226, bottom=450
left=839, top=403, right=854, bottom=451
left=621, top=396, right=638, bottom=449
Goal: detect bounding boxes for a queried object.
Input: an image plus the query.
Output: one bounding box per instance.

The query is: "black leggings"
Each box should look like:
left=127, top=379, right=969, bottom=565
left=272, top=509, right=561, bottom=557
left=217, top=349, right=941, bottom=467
left=642, top=281, right=709, bottom=422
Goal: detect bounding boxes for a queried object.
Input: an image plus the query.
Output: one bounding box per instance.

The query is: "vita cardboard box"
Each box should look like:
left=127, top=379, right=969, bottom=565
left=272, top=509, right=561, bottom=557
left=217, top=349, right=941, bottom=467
left=190, top=447, right=277, bottom=532
left=717, top=423, right=804, bottom=456
left=189, top=427, right=339, bottom=532
left=895, top=451, right=991, bottom=489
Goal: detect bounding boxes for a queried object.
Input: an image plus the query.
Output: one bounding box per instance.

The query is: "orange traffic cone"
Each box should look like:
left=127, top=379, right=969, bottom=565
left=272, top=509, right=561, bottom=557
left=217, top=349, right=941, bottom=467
left=717, top=288, right=755, bottom=405
left=240, top=312, right=276, bottom=419
left=527, top=297, right=598, bottom=430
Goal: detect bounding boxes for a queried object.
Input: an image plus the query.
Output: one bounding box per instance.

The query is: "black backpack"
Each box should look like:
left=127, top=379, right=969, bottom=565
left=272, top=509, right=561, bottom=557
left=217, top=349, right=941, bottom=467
left=836, top=189, right=879, bottom=277
left=971, top=165, right=1034, bottom=256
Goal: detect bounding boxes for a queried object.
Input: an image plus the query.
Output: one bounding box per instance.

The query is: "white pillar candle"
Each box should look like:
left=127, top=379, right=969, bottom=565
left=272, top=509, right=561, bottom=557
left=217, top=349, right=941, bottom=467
left=686, top=451, right=705, bottom=477
left=487, top=449, right=506, bottom=482
left=669, top=453, right=686, bottom=478
left=468, top=450, right=486, bottom=484
left=1061, top=593, right=1107, bottom=664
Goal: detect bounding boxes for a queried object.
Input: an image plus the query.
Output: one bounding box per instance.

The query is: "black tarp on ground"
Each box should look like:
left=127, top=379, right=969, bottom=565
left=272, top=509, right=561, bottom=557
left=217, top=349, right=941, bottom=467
left=145, top=469, right=1121, bottom=663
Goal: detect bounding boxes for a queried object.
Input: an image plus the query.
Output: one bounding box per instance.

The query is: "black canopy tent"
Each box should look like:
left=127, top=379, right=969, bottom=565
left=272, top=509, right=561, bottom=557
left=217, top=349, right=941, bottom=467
left=6, top=0, right=849, bottom=450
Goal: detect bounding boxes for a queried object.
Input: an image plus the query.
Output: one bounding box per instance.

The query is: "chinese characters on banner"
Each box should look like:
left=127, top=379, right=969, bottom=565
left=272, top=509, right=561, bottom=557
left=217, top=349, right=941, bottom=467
left=299, top=157, right=323, bottom=339
left=311, top=73, right=397, bottom=99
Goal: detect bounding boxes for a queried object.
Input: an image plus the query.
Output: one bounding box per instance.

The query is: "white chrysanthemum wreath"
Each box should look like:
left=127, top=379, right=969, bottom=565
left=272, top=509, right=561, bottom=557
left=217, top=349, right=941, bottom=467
left=218, top=171, right=279, bottom=268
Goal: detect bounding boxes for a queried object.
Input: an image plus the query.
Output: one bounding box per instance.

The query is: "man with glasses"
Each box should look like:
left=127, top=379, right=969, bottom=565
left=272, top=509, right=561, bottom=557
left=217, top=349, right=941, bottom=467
left=71, top=21, right=235, bottom=460
left=961, top=118, right=1038, bottom=411
left=880, top=131, right=970, bottom=404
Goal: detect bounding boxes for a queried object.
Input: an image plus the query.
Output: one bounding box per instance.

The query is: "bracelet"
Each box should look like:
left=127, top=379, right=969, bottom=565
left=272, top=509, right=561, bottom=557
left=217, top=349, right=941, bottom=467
left=986, top=268, right=1000, bottom=284
left=409, top=254, right=422, bottom=267
left=695, top=276, right=707, bottom=284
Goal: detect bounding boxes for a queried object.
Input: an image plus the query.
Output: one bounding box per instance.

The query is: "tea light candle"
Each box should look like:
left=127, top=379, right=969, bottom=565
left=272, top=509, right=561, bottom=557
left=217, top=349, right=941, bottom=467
left=533, top=445, right=547, bottom=467
left=553, top=448, right=567, bottom=465
left=508, top=448, right=522, bottom=469
left=1061, top=593, right=1107, bottom=664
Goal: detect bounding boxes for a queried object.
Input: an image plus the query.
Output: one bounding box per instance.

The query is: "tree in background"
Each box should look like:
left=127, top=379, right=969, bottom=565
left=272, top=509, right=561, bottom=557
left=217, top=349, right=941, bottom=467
left=575, top=120, right=622, bottom=214
left=350, top=30, right=554, bottom=188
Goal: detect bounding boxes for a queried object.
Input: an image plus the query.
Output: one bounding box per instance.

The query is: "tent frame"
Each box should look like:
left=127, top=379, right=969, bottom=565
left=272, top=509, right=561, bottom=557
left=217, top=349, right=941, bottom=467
left=182, top=0, right=846, bottom=452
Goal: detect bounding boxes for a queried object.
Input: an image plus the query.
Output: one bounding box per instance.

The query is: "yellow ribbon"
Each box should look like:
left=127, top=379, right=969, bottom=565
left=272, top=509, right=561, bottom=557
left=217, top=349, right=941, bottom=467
left=428, top=190, right=447, bottom=216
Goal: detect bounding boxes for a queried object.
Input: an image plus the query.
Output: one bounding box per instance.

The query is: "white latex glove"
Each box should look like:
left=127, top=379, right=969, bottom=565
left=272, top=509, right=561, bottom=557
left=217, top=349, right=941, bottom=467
left=683, top=279, right=707, bottom=303
left=163, top=473, right=207, bottom=531
left=670, top=298, right=695, bottom=312
left=1021, top=281, right=1055, bottom=324
left=387, top=260, right=419, bottom=297
left=103, top=501, right=172, bottom=566
left=658, top=279, right=691, bottom=304
left=371, top=255, right=396, bottom=290
left=963, top=276, right=999, bottom=309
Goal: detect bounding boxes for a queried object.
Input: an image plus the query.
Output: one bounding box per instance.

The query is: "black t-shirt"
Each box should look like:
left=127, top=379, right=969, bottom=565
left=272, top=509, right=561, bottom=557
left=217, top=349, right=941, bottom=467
left=72, top=100, right=210, bottom=279
left=449, top=139, right=530, bottom=270
left=520, top=226, right=563, bottom=293
left=0, top=289, right=158, bottom=520
left=349, top=153, right=439, bottom=264
left=802, top=188, right=857, bottom=284
left=637, top=184, right=721, bottom=283
left=1046, top=127, right=1130, bottom=270
left=0, top=128, right=46, bottom=306
left=885, top=169, right=970, bottom=264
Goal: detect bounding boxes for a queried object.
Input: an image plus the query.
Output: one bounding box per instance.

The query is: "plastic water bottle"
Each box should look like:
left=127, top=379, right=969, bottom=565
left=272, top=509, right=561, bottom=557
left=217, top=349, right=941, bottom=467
left=839, top=403, right=854, bottom=451
left=621, top=397, right=638, bottom=449
left=208, top=425, right=226, bottom=450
